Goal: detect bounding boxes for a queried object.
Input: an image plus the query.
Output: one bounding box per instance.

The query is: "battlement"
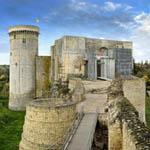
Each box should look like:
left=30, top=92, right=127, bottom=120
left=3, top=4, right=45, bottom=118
left=8, top=25, right=39, bottom=34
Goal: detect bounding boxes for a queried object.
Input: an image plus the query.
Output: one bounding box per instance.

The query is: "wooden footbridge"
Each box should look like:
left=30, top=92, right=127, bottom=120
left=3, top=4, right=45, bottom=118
left=67, top=113, right=98, bottom=150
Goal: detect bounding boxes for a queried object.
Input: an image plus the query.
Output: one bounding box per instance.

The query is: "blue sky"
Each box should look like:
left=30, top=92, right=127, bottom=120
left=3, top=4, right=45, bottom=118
left=0, top=0, right=150, bottom=64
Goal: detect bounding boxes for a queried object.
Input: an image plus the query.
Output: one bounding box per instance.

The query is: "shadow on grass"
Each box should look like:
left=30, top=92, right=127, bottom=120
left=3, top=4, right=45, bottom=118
left=0, top=98, right=25, bottom=150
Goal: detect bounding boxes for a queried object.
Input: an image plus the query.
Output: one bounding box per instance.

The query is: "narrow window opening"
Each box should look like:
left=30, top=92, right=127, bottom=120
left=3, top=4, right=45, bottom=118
left=22, top=38, right=26, bottom=43
left=14, top=35, right=16, bottom=39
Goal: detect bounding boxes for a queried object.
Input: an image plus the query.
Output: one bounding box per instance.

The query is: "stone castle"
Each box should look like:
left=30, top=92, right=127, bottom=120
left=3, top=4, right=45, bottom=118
left=8, top=25, right=150, bottom=150
left=8, top=25, right=132, bottom=110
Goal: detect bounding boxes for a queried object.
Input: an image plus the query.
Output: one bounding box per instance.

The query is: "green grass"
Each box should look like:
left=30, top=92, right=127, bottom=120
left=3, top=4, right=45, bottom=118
left=0, top=98, right=25, bottom=150
left=146, top=97, right=150, bottom=128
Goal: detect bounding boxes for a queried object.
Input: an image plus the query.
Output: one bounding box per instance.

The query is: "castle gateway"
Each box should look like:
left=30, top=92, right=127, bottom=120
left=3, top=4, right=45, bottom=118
left=51, top=36, right=133, bottom=81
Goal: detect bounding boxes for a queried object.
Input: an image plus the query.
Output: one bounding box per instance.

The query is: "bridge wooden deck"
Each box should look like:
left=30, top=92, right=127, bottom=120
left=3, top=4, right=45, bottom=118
left=67, top=113, right=98, bottom=150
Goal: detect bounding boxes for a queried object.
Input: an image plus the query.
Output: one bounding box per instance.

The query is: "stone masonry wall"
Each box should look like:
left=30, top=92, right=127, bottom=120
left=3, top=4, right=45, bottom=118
left=108, top=80, right=123, bottom=150
left=123, top=77, right=145, bottom=122
left=69, top=78, right=85, bottom=103
left=108, top=79, right=150, bottom=150
left=51, top=36, right=132, bottom=81
left=19, top=99, right=76, bottom=150
left=9, top=26, right=39, bottom=110
left=36, top=56, right=51, bottom=98
left=62, top=36, right=85, bottom=80
left=69, top=78, right=82, bottom=91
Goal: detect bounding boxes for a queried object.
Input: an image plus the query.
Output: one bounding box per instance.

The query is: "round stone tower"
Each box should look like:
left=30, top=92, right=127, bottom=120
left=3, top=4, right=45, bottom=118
left=8, top=25, right=39, bottom=110
left=19, top=98, right=77, bottom=150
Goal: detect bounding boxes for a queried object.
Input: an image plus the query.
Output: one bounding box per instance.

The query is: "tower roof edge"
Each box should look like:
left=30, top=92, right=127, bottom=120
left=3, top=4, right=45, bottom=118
left=8, top=25, right=39, bottom=33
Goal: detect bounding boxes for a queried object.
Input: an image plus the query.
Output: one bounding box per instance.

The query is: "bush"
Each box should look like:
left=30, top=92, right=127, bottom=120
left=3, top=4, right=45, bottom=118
left=0, top=75, right=8, bottom=82
left=136, top=71, right=144, bottom=78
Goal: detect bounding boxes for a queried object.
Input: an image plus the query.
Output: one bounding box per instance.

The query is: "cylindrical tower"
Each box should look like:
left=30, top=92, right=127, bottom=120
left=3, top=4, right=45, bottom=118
left=19, top=98, right=77, bottom=150
left=8, top=25, right=39, bottom=110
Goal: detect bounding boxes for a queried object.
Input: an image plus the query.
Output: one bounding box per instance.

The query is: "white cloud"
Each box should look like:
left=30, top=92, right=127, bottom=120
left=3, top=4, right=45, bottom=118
left=99, top=37, right=104, bottom=39
left=114, top=21, right=136, bottom=30
left=131, top=12, right=150, bottom=62
left=70, top=0, right=87, bottom=11
left=114, top=21, right=130, bottom=29
left=70, top=0, right=132, bottom=13
left=104, top=1, right=121, bottom=11
left=104, top=2, right=133, bottom=12
left=124, top=5, right=133, bottom=11
left=69, top=0, right=99, bottom=12
left=134, top=12, right=150, bottom=33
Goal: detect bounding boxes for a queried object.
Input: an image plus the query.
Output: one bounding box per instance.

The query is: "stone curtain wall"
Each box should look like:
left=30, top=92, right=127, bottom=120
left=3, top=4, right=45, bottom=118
left=123, top=77, right=145, bottom=122
left=19, top=99, right=76, bottom=150
left=36, top=56, right=51, bottom=98
left=108, top=79, right=150, bottom=150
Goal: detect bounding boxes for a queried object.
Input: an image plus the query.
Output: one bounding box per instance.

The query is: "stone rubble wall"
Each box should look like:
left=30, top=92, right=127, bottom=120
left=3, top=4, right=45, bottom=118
left=108, top=78, right=150, bottom=150
left=122, top=121, right=137, bottom=150
left=19, top=99, right=76, bottom=150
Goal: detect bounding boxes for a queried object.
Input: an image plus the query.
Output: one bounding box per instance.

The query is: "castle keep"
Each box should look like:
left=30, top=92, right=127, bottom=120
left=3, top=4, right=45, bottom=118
left=8, top=25, right=132, bottom=110
left=51, top=36, right=132, bottom=81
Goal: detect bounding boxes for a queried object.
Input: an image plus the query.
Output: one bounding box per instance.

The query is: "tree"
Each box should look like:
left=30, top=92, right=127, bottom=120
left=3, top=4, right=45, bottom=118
left=0, top=75, right=7, bottom=81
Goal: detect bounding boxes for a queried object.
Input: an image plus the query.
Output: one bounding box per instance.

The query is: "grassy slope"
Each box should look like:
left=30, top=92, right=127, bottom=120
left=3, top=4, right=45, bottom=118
left=146, top=97, right=150, bottom=128
left=0, top=99, right=25, bottom=150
